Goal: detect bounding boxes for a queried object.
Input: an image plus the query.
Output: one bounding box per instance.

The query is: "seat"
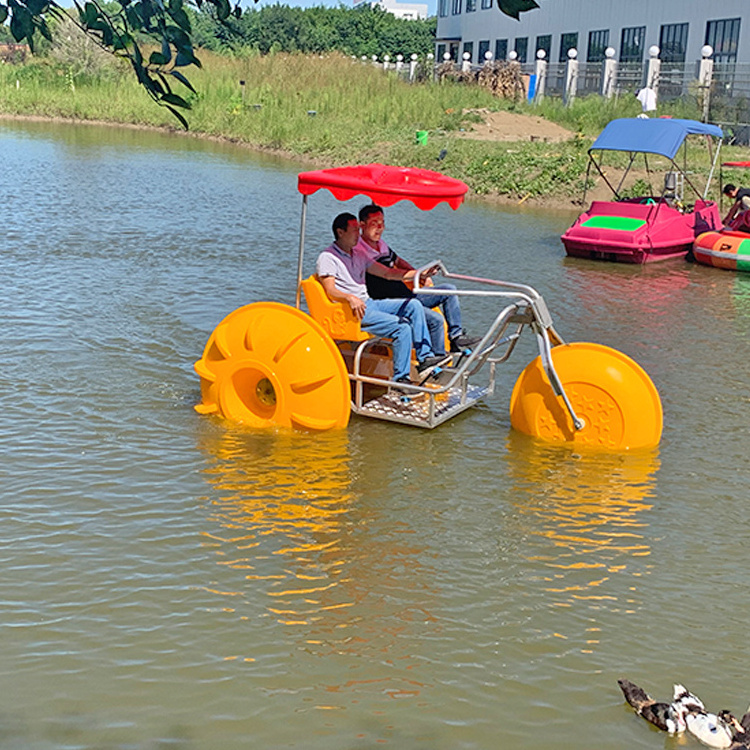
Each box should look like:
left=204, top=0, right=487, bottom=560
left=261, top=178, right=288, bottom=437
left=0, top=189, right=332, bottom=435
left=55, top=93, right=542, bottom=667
left=300, top=275, right=370, bottom=342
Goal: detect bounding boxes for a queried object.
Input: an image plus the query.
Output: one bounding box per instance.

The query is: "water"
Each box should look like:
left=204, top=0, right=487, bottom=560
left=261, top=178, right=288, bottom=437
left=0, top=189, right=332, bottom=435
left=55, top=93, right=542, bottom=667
left=1, top=119, right=748, bottom=750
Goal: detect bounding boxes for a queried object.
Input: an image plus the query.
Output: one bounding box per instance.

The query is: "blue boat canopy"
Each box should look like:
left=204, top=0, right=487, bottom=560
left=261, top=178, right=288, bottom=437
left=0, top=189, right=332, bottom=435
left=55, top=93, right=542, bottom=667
left=590, top=118, right=723, bottom=160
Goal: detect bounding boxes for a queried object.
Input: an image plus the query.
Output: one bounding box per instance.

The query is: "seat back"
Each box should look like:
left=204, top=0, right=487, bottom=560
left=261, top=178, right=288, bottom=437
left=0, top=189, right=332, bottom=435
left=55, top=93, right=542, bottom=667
left=300, top=275, right=370, bottom=342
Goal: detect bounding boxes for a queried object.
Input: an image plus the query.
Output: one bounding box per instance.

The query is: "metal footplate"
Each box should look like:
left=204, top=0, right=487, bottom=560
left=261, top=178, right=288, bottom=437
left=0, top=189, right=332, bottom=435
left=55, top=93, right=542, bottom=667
left=352, top=382, right=490, bottom=428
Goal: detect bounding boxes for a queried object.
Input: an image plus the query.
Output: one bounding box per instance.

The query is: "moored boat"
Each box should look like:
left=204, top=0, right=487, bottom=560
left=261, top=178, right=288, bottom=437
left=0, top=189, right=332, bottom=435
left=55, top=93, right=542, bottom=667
left=562, top=118, right=724, bottom=264
left=693, top=229, right=750, bottom=271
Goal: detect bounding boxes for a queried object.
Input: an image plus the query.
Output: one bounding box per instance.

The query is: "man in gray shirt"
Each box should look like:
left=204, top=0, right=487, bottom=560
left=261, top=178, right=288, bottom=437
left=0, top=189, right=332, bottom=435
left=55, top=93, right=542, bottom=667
left=316, top=213, right=444, bottom=384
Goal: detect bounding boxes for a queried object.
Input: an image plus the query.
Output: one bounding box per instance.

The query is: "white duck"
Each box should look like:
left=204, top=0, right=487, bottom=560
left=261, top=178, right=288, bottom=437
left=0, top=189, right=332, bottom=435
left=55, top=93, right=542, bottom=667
left=618, top=679, right=703, bottom=733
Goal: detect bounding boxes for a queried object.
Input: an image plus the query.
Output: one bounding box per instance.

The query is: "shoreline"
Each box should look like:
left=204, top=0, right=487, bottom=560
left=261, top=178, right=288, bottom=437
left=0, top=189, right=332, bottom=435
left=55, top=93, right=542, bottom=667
left=0, top=112, right=582, bottom=215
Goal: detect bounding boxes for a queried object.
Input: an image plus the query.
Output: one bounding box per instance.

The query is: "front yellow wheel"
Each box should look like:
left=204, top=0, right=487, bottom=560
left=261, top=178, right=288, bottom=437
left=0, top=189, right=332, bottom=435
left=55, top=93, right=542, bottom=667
left=509, top=342, right=662, bottom=450
left=195, top=302, right=350, bottom=430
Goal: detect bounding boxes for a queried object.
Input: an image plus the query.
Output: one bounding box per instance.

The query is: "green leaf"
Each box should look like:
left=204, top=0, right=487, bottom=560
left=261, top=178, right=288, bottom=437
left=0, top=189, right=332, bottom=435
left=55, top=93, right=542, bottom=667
left=82, top=1, right=98, bottom=27
left=161, top=92, right=190, bottom=109
left=35, top=15, right=52, bottom=42
left=174, top=47, right=199, bottom=67
left=164, top=24, right=190, bottom=49
left=0, top=5, right=8, bottom=23
left=214, top=0, right=230, bottom=22
left=161, top=34, right=171, bottom=64
left=10, top=7, right=33, bottom=43
left=169, top=7, right=190, bottom=32
left=169, top=69, right=195, bottom=92
left=495, top=0, right=538, bottom=19
left=166, top=106, right=189, bottom=130
left=149, top=50, right=168, bottom=65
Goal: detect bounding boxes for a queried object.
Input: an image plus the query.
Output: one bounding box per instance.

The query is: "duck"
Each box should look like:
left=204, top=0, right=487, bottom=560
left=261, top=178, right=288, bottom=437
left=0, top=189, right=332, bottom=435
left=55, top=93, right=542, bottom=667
left=618, top=678, right=702, bottom=733
left=720, top=708, right=750, bottom=750
left=686, top=710, right=740, bottom=748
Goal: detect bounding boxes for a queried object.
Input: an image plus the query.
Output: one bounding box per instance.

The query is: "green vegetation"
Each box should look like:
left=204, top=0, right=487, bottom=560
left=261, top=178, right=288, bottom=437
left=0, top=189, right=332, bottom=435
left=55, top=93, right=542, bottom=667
left=0, top=0, right=537, bottom=125
left=189, top=4, right=437, bottom=58
left=0, top=49, right=744, bottom=203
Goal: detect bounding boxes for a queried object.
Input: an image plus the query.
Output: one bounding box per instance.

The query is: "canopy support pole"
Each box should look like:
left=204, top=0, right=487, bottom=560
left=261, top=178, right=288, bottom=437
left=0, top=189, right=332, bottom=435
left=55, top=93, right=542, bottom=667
left=295, top=194, right=308, bottom=310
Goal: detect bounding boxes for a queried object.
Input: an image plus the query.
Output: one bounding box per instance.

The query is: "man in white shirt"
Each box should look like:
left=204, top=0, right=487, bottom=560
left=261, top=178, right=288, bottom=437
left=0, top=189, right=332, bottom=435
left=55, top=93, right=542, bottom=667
left=316, top=213, right=444, bottom=384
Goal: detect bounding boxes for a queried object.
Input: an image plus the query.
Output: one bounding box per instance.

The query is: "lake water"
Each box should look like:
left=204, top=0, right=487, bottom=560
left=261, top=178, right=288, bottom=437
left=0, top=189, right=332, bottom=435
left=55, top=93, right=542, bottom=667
left=1, top=118, right=748, bottom=750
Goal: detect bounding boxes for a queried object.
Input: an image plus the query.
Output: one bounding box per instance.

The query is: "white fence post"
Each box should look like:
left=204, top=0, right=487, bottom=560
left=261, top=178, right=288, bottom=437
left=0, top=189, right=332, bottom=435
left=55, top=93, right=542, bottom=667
left=409, top=53, right=418, bottom=82
left=602, top=46, right=617, bottom=98
left=646, top=45, right=661, bottom=97
left=564, top=48, right=579, bottom=105
left=534, top=49, right=547, bottom=102
left=462, top=51, right=471, bottom=73
left=699, top=44, right=714, bottom=122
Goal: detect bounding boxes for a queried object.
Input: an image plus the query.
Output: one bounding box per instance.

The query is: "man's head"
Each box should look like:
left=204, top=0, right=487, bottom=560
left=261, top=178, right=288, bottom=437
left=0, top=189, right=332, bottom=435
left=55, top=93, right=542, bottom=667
left=332, top=212, right=360, bottom=251
left=359, top=204, right=385, bottom=247
left=723, top=183, right=738, bottom=198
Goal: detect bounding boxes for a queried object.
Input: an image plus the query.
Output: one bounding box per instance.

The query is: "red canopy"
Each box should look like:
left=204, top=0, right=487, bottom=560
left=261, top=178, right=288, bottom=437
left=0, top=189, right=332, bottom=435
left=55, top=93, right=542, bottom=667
left=297, top=164, right=469, bottom=211
left=722, top=162, right=750, bottom=168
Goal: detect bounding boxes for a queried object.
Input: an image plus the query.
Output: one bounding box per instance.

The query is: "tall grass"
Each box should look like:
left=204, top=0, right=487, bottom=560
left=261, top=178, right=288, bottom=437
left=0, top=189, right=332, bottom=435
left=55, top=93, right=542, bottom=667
left=0, top=51, right=744, bottom=201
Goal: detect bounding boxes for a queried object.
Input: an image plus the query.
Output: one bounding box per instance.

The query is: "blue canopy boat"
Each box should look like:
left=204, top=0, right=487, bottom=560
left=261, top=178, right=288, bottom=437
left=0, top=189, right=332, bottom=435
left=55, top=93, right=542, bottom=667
left=562, top=118, right=724, bottom=263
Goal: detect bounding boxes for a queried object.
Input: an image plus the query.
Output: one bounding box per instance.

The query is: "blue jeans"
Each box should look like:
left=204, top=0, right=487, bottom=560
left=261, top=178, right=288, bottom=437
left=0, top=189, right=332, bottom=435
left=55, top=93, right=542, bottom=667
left=416, top=283, right=462, bottom=355
left=362, top=298, right=434, bottom=380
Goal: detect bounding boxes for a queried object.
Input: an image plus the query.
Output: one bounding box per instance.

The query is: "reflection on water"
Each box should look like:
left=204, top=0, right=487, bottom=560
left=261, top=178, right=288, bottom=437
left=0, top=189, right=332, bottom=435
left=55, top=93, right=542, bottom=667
left=505, top=433, right=659, bottom=622
left=197, top=427, right=438, bottom=689
left=198, top=429, right=356, bottom=628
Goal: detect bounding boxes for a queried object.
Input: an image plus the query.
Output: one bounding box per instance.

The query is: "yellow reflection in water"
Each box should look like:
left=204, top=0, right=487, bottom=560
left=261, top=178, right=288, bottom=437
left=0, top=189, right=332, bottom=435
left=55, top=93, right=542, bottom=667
left=505, top=432, right=660, bottom=616
left=198, top=428, right=356, bottom=627
left=197, top=427, right=436, bottom=680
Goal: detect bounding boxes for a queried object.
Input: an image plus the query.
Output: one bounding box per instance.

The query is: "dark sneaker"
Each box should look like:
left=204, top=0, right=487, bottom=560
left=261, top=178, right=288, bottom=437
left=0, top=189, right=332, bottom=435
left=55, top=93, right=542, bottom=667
left=416, top=355, right=447, bottom=374
left=391, top=375, right=414, bottom=398
left=450, top=333, right=482, bottom=353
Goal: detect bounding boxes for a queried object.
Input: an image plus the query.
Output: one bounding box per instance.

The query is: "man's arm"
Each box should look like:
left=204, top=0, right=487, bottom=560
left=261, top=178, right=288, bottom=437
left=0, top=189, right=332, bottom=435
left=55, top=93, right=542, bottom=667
left=392, top=252, right=433, bottom=287
left=368, top=261, right=437, bottom=287
left=724, top=200, right=741, bottom=224
left=319, top=275, right=367, bottom=320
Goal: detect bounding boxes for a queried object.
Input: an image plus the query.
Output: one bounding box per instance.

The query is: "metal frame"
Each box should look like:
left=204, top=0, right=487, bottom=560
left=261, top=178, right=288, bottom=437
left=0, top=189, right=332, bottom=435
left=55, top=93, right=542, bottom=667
left=294, top=191, right=585, bottom=431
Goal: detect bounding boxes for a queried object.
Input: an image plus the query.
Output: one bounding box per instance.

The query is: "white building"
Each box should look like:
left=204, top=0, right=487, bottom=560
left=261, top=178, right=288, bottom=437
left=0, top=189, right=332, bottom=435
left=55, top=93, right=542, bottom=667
left=354, top=0, right=429, bottom=21
left=435, top=0, right=748, bottom=67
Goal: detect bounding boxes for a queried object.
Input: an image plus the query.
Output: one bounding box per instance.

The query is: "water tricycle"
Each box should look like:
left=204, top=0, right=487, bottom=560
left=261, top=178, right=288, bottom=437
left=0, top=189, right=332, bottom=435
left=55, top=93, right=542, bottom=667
left=195, top=164, right=662, bottom=450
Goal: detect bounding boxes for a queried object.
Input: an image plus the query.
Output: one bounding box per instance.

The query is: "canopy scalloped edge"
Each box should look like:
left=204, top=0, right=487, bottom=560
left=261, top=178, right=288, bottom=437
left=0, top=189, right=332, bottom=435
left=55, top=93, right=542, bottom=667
left=297, top=163, right=469, bottom=211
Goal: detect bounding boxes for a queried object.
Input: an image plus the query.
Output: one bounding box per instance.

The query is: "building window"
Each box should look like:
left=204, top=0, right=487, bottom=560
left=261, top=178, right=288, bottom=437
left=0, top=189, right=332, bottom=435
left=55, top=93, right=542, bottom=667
left=438, top=0, right=448, bottom=16
left=481, top=0, right=492, bottom=8
left=706, top=18, right=741, bottom=64
left=466, top=0, right=476, bottom=11
left=478, top=39, right=490, bottom=61
left=436, top=43, right=446, bottom=60
left=559, top=32, right=578, bottom=62
left=495, top=38, right=508, bottom=61
left=587, top=29, right=609, bottom=62
left=451, top=0, right=461, bottom=15
left=534, top=34, right=551, bottom=60
left=463, top=41, right=474, bottom=62
left=620, top=26, right=645, bottom=63
left=514, top=37, right=528, bottom=63
left=659, top=22, right=689, bottom=63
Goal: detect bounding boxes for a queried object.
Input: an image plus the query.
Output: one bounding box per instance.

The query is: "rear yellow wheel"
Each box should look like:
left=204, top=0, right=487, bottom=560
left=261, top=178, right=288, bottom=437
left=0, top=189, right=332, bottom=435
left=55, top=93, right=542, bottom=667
left=195, top=302, right=350, bottom=430
left=510, top=342, right=662, bottom=450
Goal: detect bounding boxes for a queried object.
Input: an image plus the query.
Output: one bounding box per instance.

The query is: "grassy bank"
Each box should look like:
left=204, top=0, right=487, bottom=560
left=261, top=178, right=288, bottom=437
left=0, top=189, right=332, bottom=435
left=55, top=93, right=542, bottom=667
left=0, top=51, right=743, bottom=203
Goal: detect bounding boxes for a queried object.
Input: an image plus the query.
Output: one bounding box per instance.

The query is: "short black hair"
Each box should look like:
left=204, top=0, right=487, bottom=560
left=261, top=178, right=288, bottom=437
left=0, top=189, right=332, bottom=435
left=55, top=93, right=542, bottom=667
left=359, top=204, right=384, bottom=222
left=723, top=183, right=737, bottom=196
left=332, top=212, right=357, bottom=239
